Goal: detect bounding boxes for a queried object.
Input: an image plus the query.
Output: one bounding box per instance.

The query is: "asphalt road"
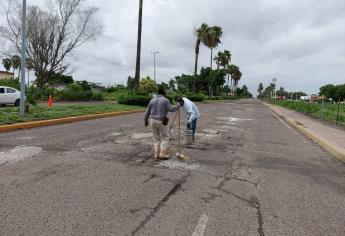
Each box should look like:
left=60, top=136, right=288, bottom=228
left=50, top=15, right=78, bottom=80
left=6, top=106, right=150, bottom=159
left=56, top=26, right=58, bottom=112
left=0, top=99, right=344, bottom=236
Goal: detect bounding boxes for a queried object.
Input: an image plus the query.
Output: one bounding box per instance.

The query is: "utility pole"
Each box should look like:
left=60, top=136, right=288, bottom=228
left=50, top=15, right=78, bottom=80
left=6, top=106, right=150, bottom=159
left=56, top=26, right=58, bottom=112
left=134, top=0, right=143, bottom=93
left=20, top=0, right=27, bottom=116
left=151, top=51, right=159, bottom=81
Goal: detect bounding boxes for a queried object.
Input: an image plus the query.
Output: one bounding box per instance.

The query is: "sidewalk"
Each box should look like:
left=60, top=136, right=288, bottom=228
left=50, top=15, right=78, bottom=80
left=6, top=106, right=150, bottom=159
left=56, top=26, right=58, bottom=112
left=263, top=102, right=345, bottom=162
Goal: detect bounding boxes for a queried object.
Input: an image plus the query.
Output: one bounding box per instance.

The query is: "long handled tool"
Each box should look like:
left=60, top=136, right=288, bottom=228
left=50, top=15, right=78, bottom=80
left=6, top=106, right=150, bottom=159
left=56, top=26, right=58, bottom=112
left=169, top=111, right=179, bottom=134
left=176, top=107, right=190, bottom=161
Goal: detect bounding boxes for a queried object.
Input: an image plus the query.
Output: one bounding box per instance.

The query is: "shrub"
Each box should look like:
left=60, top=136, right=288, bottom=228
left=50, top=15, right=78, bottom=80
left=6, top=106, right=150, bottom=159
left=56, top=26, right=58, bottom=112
left=118, top=94, right=152, bottom=106
left=0, top=78, right=20, bottom=90
left=91, top=92, right=104, bottom=101
left=26, top=86, right=40, bottom=105
left=185, top=93, right=206, bottom=102
left=59, top=89, right=92, bottom=101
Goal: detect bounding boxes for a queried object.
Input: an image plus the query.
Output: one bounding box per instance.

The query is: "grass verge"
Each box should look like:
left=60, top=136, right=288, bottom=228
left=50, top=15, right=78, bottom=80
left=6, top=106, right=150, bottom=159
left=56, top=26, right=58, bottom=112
left=267, top=100, right=345, bottom=127
left=0, top=103, right=144, bottom=125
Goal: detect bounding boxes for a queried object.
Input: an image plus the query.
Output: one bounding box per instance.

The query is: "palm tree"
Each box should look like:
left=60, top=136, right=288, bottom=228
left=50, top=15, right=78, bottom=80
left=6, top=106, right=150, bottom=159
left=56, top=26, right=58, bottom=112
left=11, top=55, right=21, bottom=79
left=2, top=58, right=12, bottom=72
left=134, top=0, right=143, bottom=93
left=214, top=51, right=223, bottom=69
left=227, top=64, right=239, bottom=95
left=215, top=50, right=231, bottom=69
left=193, top=23, right=209, bottom=93
left=203, top=26, right=222, bottom=69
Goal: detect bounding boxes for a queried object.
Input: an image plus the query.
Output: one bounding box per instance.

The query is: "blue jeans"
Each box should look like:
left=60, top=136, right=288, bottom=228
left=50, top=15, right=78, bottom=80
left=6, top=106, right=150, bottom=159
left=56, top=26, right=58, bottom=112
left=187, top=119, right=197, bottom=140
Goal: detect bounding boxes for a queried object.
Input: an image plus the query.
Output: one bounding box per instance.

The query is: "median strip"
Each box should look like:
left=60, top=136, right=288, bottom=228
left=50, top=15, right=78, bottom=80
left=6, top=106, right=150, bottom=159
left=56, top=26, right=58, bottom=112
left=0, top=109, right=146, bottom=132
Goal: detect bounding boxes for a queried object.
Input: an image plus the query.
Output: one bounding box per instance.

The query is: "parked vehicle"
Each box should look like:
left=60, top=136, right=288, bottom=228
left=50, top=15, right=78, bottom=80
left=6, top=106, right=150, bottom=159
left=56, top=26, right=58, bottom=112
left=0, top=86, right=21, bottom=106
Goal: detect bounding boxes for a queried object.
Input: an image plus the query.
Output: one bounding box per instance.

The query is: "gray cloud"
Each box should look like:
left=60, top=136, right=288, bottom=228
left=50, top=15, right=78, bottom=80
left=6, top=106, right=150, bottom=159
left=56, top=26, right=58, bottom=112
left=1, top=0, right=345, bottom=94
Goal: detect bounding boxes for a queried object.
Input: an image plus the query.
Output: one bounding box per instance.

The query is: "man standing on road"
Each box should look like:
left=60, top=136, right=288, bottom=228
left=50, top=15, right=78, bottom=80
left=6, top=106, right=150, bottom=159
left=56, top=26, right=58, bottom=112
left=176, top=97, right=200, bottom=141
left=145, top=88, right=180, bottom=160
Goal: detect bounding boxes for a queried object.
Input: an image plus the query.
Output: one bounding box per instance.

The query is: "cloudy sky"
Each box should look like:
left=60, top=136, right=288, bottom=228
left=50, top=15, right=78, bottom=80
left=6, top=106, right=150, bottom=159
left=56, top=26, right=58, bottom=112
left=1, top=0, right=345, bottom=95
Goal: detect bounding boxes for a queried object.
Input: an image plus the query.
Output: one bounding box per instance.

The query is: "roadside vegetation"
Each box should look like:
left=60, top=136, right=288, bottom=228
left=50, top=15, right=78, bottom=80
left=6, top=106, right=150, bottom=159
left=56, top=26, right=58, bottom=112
left=0, top=103, right=143, bottom=125
left=268, top=100, right=345, bottom=126
left=1, top=0, right=251, bottom=119
left=258, top=82, right=345, bottom=126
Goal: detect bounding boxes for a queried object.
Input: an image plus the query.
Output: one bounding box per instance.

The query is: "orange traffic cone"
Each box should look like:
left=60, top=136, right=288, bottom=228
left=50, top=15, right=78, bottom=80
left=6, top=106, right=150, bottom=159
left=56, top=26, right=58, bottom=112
left=48, top=95, right=53, bottom=108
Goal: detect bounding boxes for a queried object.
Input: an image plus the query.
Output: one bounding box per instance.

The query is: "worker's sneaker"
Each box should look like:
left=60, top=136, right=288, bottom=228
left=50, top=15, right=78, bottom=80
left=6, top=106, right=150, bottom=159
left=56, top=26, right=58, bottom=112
left=154, top=143, right=160, bottom=160
left=159, top=148, right=170, bottom=160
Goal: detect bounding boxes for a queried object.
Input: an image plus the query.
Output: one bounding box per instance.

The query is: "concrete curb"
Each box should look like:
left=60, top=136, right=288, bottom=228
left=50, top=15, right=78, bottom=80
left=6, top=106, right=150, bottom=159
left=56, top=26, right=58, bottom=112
left=262, top=102, right=345, bottom=162
left=0, top=109, right=146, bottom=133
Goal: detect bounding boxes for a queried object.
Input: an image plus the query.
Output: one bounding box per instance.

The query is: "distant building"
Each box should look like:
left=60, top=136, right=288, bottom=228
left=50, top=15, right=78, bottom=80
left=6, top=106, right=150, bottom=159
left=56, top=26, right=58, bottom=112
left=88, top=82, right=105, bottom=93
left=0, top=71, right=14, bottom=80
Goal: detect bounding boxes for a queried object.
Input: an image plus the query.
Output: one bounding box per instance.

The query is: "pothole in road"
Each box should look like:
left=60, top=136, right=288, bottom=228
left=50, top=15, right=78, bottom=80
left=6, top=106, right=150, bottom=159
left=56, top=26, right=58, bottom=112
left=0, top=146, right=42, bottom=165
left=202, top=129, right=220, bottom=135
left=131, top=133, right=152, bottom=140
left=218, top=117, right=252, bottom=122
left=157, top=159, right=201, bottom=171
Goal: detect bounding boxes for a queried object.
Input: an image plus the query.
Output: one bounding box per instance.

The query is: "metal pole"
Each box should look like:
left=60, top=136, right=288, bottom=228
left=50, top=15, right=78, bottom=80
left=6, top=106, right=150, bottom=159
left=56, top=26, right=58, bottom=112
left=321, top=96, right=324, bottom=119
left=151, top=51, right=159, bottom=81
left=20, top=0, right=27, bottom=116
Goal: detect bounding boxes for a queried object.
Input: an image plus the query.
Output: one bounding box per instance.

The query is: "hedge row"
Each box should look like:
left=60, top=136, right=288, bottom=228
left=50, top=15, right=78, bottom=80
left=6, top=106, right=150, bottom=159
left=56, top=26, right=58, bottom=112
left=117, top=94, right=152, bottom=106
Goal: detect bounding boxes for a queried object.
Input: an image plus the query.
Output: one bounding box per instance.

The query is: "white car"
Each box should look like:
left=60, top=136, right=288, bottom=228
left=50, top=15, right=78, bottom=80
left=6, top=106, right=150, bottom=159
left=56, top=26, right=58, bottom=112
left=0, top=86, right=21, bottom=106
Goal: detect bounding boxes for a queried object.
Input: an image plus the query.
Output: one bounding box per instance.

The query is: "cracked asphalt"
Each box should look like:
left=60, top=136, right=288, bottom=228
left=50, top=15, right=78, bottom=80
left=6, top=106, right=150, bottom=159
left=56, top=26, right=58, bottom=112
left=0, top=99, right=344, bottom=236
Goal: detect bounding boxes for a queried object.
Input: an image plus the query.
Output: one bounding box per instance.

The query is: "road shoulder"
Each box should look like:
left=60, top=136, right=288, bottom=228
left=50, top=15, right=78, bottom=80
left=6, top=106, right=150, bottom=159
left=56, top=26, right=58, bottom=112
left=263, top=101, right=345, bottom=162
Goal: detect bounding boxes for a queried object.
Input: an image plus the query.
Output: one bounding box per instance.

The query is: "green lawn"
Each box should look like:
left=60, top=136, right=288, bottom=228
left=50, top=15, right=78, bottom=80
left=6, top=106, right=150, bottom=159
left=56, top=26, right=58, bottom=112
left=0, top=103, right=144, bottom=125
left=269, top=100, right=345, bottom=126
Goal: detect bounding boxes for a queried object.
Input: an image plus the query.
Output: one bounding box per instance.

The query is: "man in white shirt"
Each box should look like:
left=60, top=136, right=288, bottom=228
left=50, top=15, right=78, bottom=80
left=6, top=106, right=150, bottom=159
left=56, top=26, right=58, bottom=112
left=176, top=97, right=201, bottom=141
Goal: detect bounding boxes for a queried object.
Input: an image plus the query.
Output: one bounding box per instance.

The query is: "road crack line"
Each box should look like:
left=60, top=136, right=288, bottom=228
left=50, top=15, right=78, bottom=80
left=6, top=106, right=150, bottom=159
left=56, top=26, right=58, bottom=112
left=131, top=173, right=189, bottom=235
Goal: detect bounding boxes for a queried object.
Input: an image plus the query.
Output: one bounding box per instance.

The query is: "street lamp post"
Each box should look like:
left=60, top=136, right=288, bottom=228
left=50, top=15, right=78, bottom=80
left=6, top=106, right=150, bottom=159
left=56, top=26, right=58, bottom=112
left=151, top=51, right=159, bottom=81
left=20, top=0, right=27, bottom=116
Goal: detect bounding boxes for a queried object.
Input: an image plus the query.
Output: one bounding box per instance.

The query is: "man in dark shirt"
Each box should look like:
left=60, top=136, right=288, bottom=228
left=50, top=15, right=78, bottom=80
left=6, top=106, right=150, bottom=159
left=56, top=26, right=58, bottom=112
left=144, top=88, right=180, bottom=160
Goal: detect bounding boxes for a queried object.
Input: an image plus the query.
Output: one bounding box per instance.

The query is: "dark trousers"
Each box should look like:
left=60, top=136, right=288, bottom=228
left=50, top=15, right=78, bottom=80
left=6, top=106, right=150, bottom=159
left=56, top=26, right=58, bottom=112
left=187, top=119, right=198, bottom=140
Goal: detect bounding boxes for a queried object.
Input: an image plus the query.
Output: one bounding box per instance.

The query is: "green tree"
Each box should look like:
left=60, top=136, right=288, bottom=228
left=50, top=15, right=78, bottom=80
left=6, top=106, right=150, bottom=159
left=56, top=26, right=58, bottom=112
left=193, top=23, right=210, bottom=93
left=276, top=87, right=287, bottom=97
left=127, top=76, right=135, bottom=90
left=257, top=83, right=264, bottom=98
left=2, top=58, right=12, bottom=71
left=168, top=79, right=176, bottom=91
left=139, top=76, right=158, bottom=94
left=319, top=84, right=336, bottom=100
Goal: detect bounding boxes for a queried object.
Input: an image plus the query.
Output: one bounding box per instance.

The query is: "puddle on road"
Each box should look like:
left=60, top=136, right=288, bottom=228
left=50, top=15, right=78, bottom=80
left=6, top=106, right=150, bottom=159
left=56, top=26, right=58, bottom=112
left=158, top=159, right=200, bottom=171
left=0, top=146, right=42, bottom=165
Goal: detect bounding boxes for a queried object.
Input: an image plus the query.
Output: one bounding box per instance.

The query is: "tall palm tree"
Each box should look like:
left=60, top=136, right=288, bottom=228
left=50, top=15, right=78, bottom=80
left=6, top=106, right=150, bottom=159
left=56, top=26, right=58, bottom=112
left=214, top=51, right=223, bottom=69
left=2, top=58, right=12, bottom=72
left=227, top=64, right=239, bottom=95
left=203, top=26, right=222, bottom=69
left=215, top=50, right=231, bottom=69
left=134, top=0, right=143, bottom=93
left=193, top=23, right=209, bottom=93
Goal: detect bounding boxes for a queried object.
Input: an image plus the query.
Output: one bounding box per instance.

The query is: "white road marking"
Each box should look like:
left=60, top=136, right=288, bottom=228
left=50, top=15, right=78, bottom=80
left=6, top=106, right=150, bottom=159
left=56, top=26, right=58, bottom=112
left=270, top=111, right=292, bottom=130
left=192, top=214, right=209, bottom=236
